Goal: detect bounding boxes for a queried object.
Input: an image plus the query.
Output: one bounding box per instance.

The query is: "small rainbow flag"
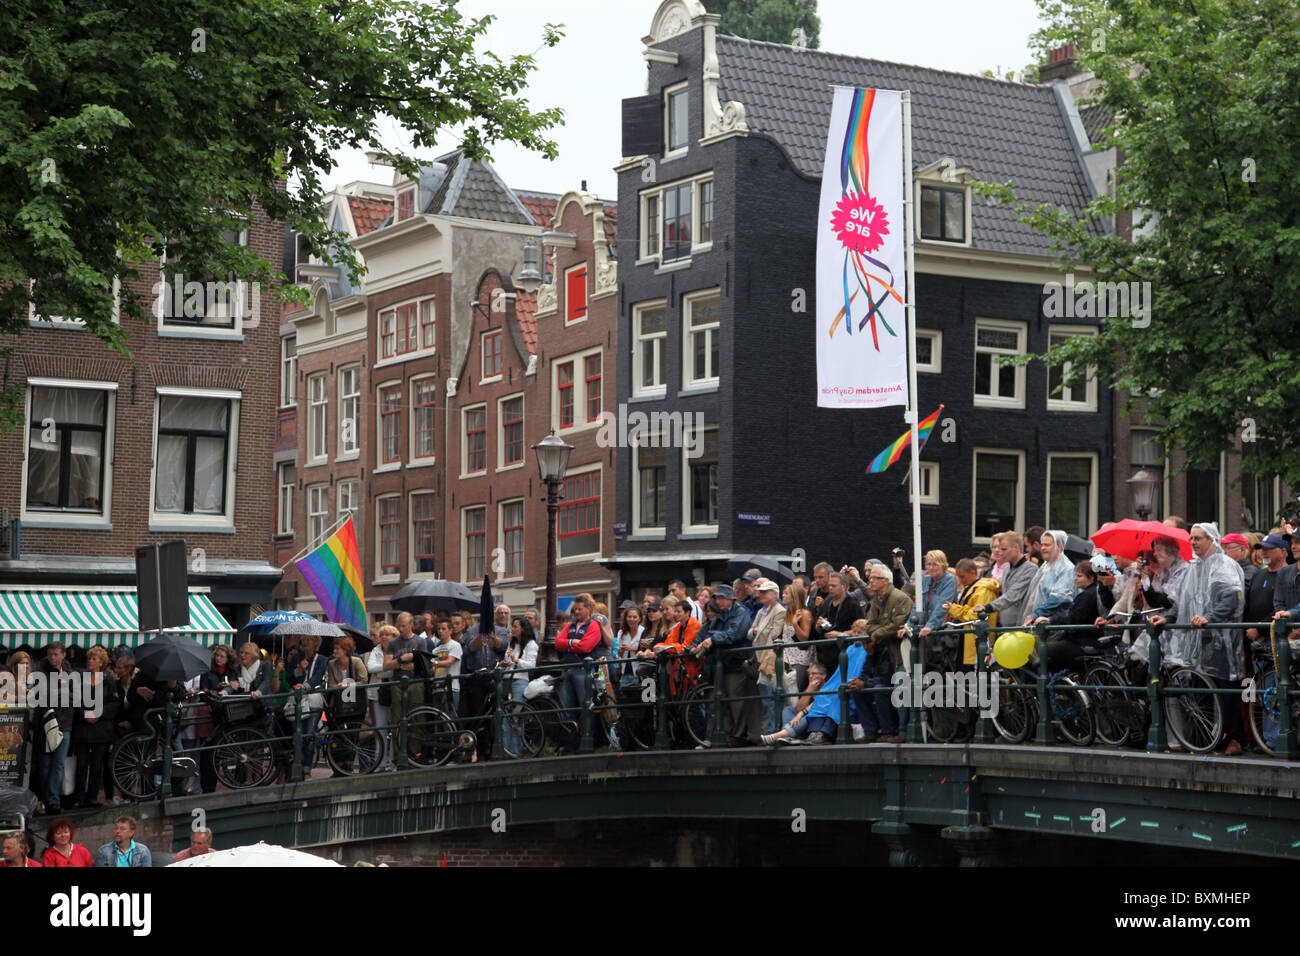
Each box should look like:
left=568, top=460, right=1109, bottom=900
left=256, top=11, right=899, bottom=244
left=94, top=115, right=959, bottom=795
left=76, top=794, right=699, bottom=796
left=295, top=517, right=367, bottom=632
left=866, top=405, right=944, bottom=474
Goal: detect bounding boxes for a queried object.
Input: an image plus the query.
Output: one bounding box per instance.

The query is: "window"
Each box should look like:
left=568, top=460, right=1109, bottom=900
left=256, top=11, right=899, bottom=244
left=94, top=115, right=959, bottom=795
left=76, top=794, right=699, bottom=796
left=1047, top=455, right=1096, bottom=538
left=412, top=377, right=437, bottom=462
left=565, top=265, right=587, bottom=323
left=500, top=499, right=524, bottom=578
left=907, top=462, right=940, bottom=506
left=1242, top=473, right=1279, bottom=531
left=1130, top=429, right=1166, bottom=520
left=396, top=187, right=415, bottom=222
left=160, top=229, right=250, bottom=330
left=973, top=320, right=1026, bottom=408
left=421, top=299, right=436, bottom=350
left=972, top=450, right=1024, bottom=542
left=665, top=83, right=688, bottom=155
left=559, top=470, right=601, bottom=558
left=307, top=484, right=329, bottom=548
left=378, top=298, right=433, bottom=360
left=306, top=373, right=327, bottom=462
left=337, top=479, right=358, bottom=521
left=411, top=491, right=436, bottom=574
left=920, top=185, right=966, bottom=242
left=584, top=354, right=602, bottom=422
left=1185, top=455, right=1224, bottom=527
left=482, top=329, right=503, bottom=380
left=25, top=384, right=112, bottom=515
left=634, top=436, right=668, bottom=533
left=643, top=195, right=660, bottom=259
left=915, top=330, right=941, bottom=373
left=338, top=366, right=360, bottom=457
left=154, top=393, right=233, bottom=516
left=698, top=180, right=714, bottom=245
left=684, top=290, right=720, bottom=388
left=557, top=362, right=575, bottom=429
left=379, top=385, right=401, bottom=465
left=378, top=496, right=400, bottom=575
left=683, top=425, right=718, bottom=532
left=380, top=310, right=396, bottom=359
left=276, top=463, right=294, bottom=534
left=463, top=405, right=487, bottom=474
left=1046, top=327, right=1098, bottom=411
left=463, top=506, right=487, bottom=581
left=280, top=337, right=297, bottom=408
left=500, top=396, right=524, bottom=466
left=662, top=182, right=693, bottom=262
left=633, top=302, right=667, bottom=396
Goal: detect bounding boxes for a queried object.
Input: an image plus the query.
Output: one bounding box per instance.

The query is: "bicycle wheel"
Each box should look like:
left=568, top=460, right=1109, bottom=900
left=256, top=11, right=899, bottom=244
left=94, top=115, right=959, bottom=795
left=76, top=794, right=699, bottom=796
left=1051, top=675, right=1095, bottom=746
left=682, top=683, right=716, bottom=747
left=614, top=681, right=656, bottom=750
left=212, top=726, right=277, bottom=789
left=502, top=701, right=545, bottom=758
left=990, top=669, right=1036, bottom=744
left=1165, top=667, right=1222, bottom=754
left=1083, top=663, right=1145, bottom=746
left=326, top=720, right=385, bottom=775
left=1245, top=666, right=1300, bottom=755
left=111, top=733, right=162, bottom=801
left=405, top=706, right=465, bottom=767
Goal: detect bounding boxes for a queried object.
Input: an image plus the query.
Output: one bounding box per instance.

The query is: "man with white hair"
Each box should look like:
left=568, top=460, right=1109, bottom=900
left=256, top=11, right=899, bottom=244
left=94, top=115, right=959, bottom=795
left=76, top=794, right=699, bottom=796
left=1149, top=522, right=1246, bottom=755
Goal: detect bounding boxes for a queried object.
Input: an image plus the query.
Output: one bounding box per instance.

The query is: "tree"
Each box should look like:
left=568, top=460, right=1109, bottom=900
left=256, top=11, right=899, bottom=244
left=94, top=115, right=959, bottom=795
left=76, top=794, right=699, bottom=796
left=977, top=0, right=1300, bottom=506
left=711, top=0, right=820, bottom=49
left=0, top=0, right=563, bottom=419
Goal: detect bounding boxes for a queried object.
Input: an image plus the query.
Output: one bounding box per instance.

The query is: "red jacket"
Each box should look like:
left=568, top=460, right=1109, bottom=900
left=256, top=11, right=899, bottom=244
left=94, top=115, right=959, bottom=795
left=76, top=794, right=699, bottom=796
left=555, top=618, right=602, bottom=659
left=41, top=844, right=93, bottom=867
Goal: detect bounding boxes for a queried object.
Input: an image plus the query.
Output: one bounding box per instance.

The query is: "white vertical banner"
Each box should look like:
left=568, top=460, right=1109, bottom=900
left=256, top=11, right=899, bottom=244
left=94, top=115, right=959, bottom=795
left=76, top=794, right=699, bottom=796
left=815, top=86, right=908, bottom=408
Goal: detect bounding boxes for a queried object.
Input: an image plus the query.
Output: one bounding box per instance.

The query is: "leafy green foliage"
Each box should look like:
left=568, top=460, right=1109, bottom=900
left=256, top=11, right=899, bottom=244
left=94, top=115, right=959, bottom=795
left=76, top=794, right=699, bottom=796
left=976, top=0, right=1300, bottom=505
left=0, top=0, right=563, bottom=356
left=711, top=0, right=820, bottom=49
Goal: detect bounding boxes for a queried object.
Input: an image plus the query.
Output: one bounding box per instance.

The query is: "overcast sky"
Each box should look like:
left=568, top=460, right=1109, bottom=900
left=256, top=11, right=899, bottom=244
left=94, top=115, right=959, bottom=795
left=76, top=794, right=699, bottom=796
left=328, top=0, right=1045, bottom=200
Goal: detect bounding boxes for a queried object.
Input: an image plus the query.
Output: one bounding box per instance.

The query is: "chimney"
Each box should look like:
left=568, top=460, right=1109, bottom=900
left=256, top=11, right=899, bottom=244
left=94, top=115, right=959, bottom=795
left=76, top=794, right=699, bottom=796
left=1039, top=43, right=1082, bottom=82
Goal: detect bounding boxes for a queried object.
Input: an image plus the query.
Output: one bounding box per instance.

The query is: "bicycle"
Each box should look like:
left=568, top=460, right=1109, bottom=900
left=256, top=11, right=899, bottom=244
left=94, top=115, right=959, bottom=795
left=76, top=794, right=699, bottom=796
left=110, top=696, right=198, bottom=801
left=988, top=651, right=1094, bottom=747
left=918, top=627, right=978, bottom=744
left=1246, top=622, right=1300, bottom=755
left=615, top=651, right=715, bottom=750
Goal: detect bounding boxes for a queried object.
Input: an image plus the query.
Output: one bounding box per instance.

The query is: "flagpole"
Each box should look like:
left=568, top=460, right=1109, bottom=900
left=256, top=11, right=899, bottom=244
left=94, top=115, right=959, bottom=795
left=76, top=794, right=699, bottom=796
left=902, top=89, right=924, bottom=738
left=279, top=510, right=355, bottom=571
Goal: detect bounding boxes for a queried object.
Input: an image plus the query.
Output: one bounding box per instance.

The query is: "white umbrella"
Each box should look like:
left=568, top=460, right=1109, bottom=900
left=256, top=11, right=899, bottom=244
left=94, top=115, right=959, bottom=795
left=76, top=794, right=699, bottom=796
left=167, top=841, right=343, bottom=867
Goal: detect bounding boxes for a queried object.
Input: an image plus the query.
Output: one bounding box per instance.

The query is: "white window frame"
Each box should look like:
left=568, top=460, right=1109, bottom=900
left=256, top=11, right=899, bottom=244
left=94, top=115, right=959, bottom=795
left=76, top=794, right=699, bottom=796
left=682, top=288, right=721, bottom=390
left=19, top=377, right=117, bottom=529
left=915, top=329, right=942, bottom=374
left=280, top=336, right=297, bottom=409
left=337, top=478, right=358, bottom=522
left=973, top=318, right=1027, bottom=409
left=915, top=182, right=972, bottom=247
left=409, top=374, right=438, bottom=466
left=497, top=498, right=526, bottom=581
left=638, top=173, right=714, bottom=264
left=375, top=493, right=401, bottom=584
left=276, top=462, right=295, bottom=535
left=1045, top=453, right=1099, bottom=539
left=374, top=378, right=402, bottom=473
left=307, top=372, right=328, bottom=463
left=147, top=386, right=241, bottom=531
left=497, top=392, right=526, bottom=472
left=550, top=346, right=604, bottom=434
left=681, top=423, right=719, bottom=534
left=632, top=432, right=668, bottom=538
left=29, top=277, right=122, bottom=330
left=461, top=403, right=488, bottom=478
left=664, top=81, right=689, bottom=158
left=307, top=483, right=330, bottom=550
left=907, top=461, right=940, bottom=506
left=374, top=294, right=437, bottom=369
left=1045, top=325, right=1099, bottom=412
left=409, top=489, right=438, bottom=579
left=461, top=504, right=488, bottom=583
left=337, top=365, right=360, bottom=459
left=156, top=230, right=251, bottom=336
left=696, top=179, right=714, bottom=249
left=480, top=328, right=504, bottom=383
left=971, top=448, right=1026, bottom=545
left=557, top=463, right=604, bottom=563
left=631, top=300, right=668, bottom=399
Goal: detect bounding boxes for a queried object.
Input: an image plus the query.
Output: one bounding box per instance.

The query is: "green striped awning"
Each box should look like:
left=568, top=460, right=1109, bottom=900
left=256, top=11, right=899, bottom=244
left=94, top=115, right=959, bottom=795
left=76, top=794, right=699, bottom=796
left=0, top=588, right=235, bottom=649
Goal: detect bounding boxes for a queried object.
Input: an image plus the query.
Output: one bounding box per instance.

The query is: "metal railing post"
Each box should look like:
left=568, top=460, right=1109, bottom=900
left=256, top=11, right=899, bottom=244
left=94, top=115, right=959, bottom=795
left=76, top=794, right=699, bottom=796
left=290, top=687, right=305, bottom=781
left=772, top=640, right=785, bottom=740
left=161, top=702, right=175, bottom=807
left=654, top=655, right=670, bottom=749
left=905, top=634, right=923, bottom=743
left=1277, top=621, right=1294, bottom=761
left=491, top=666, right=505, bottom=760
left=1034, top=622, right=1052, bottom=746
left=1146, top=629, right=1166, bottom=751
left=973, top=614, right=992, bottom=744
left=396, top=673, right=410, bottom=770
left=837, top=635, right=852, bottom=743
left=579, top=658, right=594, bottom=753
left=711, top=651, right=727, bottom=748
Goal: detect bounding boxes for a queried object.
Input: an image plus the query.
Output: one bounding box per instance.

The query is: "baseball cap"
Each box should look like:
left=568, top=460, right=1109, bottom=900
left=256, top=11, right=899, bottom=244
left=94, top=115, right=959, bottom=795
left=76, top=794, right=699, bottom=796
left=1220, top=533, right=1248, bottom=548
left=1261, top=533, right=1289, bottom=550
left=714, top=584, right=736, bottom=600
left=742, top=570, right=761, bottom=582
left=757, top=580, right=780, bottom=593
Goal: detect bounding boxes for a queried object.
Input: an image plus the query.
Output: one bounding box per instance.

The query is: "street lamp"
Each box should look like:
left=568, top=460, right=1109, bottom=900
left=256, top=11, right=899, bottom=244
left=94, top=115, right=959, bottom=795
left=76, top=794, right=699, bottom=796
left=1128, top=469, right=1158, bottom=521
left=533, top=432, right=573, bottom=663
left=516, top=238, right=543, bottom=294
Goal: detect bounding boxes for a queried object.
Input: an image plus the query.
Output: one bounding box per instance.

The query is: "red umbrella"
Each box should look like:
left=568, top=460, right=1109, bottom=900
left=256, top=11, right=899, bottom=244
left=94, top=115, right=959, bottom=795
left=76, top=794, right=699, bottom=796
left=1091, top=519, right=1193, bottom=562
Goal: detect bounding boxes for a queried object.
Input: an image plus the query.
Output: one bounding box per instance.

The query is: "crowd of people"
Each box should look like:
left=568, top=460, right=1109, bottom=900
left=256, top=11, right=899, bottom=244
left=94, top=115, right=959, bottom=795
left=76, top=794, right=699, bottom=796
left=0, top=815, right=217, bottom=868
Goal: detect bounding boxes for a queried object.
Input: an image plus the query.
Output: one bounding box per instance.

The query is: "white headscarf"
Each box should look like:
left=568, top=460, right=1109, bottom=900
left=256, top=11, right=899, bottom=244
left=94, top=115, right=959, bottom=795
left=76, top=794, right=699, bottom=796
left=1026, top=529, right=1076, bottom=618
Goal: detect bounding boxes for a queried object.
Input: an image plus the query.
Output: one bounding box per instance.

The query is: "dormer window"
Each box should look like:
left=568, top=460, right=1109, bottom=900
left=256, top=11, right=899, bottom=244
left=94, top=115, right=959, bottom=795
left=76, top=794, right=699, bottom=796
left=396, top=187, right=415, bottom=222
left=664, top=83, right=688, bottom=156
left=920, top=186, right=966, bottom=242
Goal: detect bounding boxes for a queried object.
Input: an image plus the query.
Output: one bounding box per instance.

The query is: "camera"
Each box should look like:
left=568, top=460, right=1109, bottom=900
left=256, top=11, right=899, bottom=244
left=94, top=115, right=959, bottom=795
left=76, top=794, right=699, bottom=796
left=891, top=547, right=905, bottom=557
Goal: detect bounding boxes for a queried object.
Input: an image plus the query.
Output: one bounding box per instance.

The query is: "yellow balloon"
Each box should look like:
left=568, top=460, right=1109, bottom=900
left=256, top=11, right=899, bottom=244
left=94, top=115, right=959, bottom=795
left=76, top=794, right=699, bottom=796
left=993, top=631, right=1034, bottom=669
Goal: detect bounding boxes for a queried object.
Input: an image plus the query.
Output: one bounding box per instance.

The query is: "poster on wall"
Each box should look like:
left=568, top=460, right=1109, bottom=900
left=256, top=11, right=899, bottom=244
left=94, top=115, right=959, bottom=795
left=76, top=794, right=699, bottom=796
left=0, top=708, right=30, bottom=788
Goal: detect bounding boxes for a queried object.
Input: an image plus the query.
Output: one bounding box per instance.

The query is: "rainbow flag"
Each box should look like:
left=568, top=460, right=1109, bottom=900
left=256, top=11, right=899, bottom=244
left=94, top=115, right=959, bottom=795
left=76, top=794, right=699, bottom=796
left=866, top=405, right=944, bottom=474
left=295, top=517, right=367, bottom=632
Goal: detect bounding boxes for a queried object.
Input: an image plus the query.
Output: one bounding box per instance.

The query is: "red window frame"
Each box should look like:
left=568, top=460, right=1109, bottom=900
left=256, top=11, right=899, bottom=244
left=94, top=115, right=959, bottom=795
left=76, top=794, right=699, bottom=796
left=380, top=386, right=401, bottom=464
left=482, top=329, right=503, bottom=379
left=464, top=507, right=486, bottom=580
left=412, top=492, right=436, bottom=569
left=412, top=378, right=437, bottom=459
left=558, top=472, right=600, bottom=539
left=557, top=361, right=574, bottom=429
left=465, top=406, right=486, bottom=473
left=379, top=497, right=401, bottom=573
left=565, top=266, right=587, bottom=323
left=584, top=354, right=602, bottom=422
left=501, top=500, right=524, bottom=577
left=396, top=188, right=415, bottom=221
left=380, top=299, right=433, bottom=358
left=502, top=397, right=523, bottom=465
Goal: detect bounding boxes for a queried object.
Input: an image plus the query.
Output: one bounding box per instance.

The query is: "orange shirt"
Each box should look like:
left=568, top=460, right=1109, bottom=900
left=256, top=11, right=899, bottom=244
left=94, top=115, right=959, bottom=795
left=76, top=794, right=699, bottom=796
left=658, top=617, right=703, bottom=694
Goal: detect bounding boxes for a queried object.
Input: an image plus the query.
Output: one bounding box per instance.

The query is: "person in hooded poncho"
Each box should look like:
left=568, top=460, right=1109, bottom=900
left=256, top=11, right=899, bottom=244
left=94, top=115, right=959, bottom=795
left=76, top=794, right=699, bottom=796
left=1150, top=522, right=1246, bottom=754
left=1022, top=530, right=1077, bottom=625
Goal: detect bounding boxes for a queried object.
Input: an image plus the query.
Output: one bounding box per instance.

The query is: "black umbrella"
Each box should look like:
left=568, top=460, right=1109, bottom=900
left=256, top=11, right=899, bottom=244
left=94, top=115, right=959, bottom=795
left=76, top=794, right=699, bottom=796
left=1061, top=533, right=1093, bottom=563
left=134, top=633, right=211, bottom=682
left=390, top=579, right=480, bottom=613
left=725, top=554, right=796, bottom=585
left=478, top=574, right=493, bottom=636
left=335, top=622, right=373, bottom=654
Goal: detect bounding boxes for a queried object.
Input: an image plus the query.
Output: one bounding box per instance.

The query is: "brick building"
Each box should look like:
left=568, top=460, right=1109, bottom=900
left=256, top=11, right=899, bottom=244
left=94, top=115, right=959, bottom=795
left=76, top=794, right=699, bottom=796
left=0, top=204, right=284, bottom=635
